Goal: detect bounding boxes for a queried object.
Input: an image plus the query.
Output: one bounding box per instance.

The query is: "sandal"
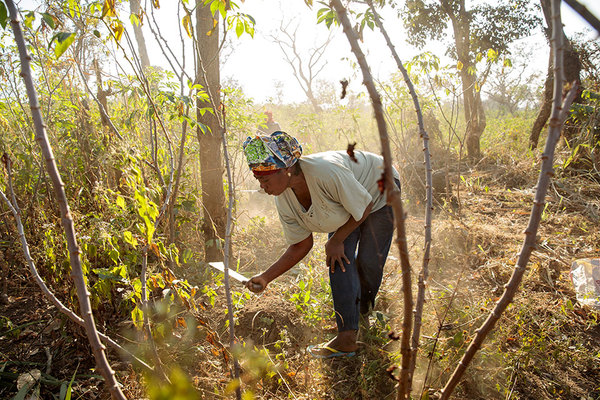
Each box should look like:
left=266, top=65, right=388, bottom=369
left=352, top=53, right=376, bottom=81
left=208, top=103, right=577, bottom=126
left=307, top=343, right=356, bottom=359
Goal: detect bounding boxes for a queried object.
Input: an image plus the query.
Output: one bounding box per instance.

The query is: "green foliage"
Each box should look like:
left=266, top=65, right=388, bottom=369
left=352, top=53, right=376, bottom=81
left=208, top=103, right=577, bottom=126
left=60, top=363, right=79, bottom=400
left=316, top=0, right=376, bottom=39
left=570, top=90, right=600, bottom=145
left=50, top=32, right=75, bottom=58
left=0, top=315, right=18, bottom=338
left=288, top=262, right=333, bottom=325
left=145, top=366, right=200, bottom=400
left=0, top=1, right=8, bottom=29
left=227, top=13, right=255, bottom=38
left=316, top=2, right=338, bottom=28
left=483, top=110, right=538, bottom=155
left=402, top=0, right=541, bottom=58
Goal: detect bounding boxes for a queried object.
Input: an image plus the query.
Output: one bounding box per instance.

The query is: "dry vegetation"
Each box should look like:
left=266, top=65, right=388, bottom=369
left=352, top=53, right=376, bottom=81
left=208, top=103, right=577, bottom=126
left=2, top=141, right=599, bottom=399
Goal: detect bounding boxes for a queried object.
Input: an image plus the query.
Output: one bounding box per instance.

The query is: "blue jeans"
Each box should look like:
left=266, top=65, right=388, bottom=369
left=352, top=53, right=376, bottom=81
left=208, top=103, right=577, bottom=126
left=328, top=203, right=395, bottom=332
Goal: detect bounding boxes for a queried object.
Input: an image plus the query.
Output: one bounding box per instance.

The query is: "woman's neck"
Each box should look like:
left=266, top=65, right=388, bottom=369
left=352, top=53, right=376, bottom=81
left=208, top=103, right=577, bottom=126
left=289, top=171, right=307, bottom=193
left=289, top=172, right=311, bottom=209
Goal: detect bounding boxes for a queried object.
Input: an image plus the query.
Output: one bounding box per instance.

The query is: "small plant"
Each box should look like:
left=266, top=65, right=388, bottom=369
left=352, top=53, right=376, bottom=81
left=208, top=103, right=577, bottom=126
left=288, top=261, right=333, bottom=326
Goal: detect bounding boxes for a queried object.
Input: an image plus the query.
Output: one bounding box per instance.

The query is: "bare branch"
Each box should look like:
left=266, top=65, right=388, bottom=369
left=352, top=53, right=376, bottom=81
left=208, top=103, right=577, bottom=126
left=269, top=20, right=333, bottom=111
left=0, top=156, right=154, bottom=375
left=364, top=2, right=434, bottom=397
left=74, top=59, right=124, bottom=140
left=6, top=1, right=126, bottom=397
left=440, top=0, right=579, bottom=396
left=563, top=0, right=600, bottom=35
left=220, top=102, right=242, bottom=400
left=329, top=1, right=413, bottom=398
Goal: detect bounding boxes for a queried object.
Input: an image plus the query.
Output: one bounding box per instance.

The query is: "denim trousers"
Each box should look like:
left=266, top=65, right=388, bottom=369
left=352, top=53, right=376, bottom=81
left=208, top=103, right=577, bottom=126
left=328, top=203, right=395, bottom=332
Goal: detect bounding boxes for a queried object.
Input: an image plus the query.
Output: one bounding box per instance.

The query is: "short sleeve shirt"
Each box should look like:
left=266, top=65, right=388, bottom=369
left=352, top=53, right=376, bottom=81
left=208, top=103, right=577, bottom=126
left=275, top=150, right=399, bottom=245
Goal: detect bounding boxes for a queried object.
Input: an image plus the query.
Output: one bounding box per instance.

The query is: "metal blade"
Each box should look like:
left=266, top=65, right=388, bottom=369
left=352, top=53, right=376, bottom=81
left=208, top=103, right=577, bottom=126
left=208, top=262, right=248, bottom=284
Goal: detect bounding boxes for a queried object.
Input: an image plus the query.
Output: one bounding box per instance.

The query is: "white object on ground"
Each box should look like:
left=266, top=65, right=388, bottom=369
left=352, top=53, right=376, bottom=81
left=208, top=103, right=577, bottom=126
left=570, top=258, right=600, bottom=309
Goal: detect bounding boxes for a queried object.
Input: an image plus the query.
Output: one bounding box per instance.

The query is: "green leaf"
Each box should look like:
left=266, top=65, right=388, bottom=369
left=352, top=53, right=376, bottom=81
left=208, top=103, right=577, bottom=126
left=59, top=382, right=68, bottom=400
left=131, top=306, right=143, bottom=328
left=41, top=12, right=56, bottom=29
left=24, top=11, right=35, bottom=29
left=67, top=0, right=80, bottom=18
left=93, top=29, right=101, bottom=38
left=123, top=231, right=138, bottom=247
left=235, top=19, right=243, bottom=38
left=64, top=363, right=79, bottom=400
left=54, top=32, right=75, bottom=58
left=130, top=13, right=140, bottom=27
left=116, top=195, right=125, bottom=209
left=109, top=248, right=119, bottom=265
left=145, top=217, right=155, bottom=243
left=132, top=278, right=142, bottom=299
left=0, top=1, right=7, bottom=30
left=244, top=20, right=254, bottom=37
left=182, top=14, right=192, bottom=38
left=12, top=379, right=34, bottom=400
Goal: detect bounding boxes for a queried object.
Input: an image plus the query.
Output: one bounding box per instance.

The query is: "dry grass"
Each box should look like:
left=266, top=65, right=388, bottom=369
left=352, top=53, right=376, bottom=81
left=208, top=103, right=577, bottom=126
left=1, top=148, right=599, bottom=400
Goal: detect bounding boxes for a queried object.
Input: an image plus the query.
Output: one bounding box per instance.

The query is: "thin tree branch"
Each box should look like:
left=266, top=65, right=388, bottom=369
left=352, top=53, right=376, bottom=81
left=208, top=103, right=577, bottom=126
left=0, top=155, right=154, bottom=375
left=364, top=3, right=434, bottom=396
left=220, top=103, right=241, bottom=400
left=329, top=2, right=413, bottom=398
left=74, top=57, right=124, bottom=140
left=6, top=2, right=126, bottom=398
left=440, top=0, right=578, bottom=396
left=563, top=0, right=600, bottom=35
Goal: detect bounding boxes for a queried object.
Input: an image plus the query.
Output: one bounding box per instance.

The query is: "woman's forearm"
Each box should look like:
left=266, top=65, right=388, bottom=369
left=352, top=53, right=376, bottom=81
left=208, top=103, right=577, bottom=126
left=261, top=234, right=313, bottom=283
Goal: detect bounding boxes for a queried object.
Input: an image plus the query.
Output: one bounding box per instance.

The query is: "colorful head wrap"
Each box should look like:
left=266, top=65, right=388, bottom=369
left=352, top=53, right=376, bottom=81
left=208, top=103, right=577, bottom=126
left=243, top=131, right=302, bottom=174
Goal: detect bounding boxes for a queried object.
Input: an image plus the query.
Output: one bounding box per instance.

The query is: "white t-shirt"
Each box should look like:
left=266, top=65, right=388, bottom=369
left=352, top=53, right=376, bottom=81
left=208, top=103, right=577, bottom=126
left=275, top=150, right=399, bottom=245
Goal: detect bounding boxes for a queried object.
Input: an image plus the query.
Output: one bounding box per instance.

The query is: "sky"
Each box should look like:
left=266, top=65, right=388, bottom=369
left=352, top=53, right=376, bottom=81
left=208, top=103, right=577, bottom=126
left=218, top=0, right=600, bottom=104
left=14, top=0, right=600, bottom=104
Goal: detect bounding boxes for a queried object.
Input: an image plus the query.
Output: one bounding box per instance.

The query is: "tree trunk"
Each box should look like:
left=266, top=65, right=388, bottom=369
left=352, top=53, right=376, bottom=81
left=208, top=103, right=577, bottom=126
left=93, top=59, right=110, bottom=130
left=130, top=0, right=151, bottom=68
left=529, top=0, right=582, bottom=150
left=196, top=2, right=226, bottom=262
left=463, top=71, right=486, bottom=160
left=442, top=0, right=486, bottom=160
left=529, top=54, right=554, bottom=149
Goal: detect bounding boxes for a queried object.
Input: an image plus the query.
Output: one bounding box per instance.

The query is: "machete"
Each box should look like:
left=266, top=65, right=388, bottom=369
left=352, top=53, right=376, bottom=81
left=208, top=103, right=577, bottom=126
left=208, top=262, right=262, bottom=291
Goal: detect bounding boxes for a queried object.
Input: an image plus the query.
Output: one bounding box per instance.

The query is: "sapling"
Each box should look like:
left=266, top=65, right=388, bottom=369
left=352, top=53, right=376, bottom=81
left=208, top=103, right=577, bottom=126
left=5, top=1, right=126, bottom=398
left=365, top=1, right=435, bottom=394
left=329, top=1, right=413, bottom=398
left=441, top=0, right=579, bottom=397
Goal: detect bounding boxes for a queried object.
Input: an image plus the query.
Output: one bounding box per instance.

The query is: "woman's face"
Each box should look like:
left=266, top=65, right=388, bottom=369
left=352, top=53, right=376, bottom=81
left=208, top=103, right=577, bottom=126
left=255, top=169, right=289, bottom=196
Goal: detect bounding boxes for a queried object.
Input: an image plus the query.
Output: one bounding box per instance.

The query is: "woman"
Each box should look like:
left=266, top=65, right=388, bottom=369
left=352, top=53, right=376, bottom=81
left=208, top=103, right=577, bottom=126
left=243, top=131, right=398, bottom=358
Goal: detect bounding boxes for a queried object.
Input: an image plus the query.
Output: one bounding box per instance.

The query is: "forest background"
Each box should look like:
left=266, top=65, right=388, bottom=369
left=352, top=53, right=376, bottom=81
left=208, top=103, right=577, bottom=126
left=0, top=0, right=600, bottom=399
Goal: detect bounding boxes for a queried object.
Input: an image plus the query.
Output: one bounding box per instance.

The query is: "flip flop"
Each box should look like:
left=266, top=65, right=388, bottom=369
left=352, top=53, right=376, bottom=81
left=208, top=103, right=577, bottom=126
left=307, top=344, right=356, bottom=359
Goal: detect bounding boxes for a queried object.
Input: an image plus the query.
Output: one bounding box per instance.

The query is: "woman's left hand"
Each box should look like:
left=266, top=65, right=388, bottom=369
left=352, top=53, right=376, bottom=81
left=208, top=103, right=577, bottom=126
left=325, top=238, right=349, bottom=273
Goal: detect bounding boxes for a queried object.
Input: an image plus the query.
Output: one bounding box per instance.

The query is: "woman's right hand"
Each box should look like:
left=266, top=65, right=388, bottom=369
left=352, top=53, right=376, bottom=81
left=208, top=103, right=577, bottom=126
left=246, top=275, right=268, bottom=293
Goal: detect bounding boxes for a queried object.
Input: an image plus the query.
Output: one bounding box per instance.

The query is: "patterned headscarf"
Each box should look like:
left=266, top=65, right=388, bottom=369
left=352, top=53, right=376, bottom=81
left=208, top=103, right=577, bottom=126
left=243, top=131, right=302, bottom=174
